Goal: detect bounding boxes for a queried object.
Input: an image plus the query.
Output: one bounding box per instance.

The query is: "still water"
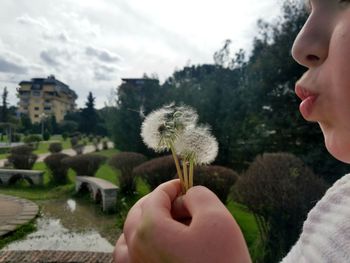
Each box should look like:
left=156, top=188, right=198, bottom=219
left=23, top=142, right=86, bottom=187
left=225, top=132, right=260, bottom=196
left=3, top=198, right=121, bottom=252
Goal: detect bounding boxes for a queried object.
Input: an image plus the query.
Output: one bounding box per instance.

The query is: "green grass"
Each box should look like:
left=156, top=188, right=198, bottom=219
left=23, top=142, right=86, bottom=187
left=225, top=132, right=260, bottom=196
left=0, top=134, right=98, bottom=159
left=226, top=199, right=263, bottom=261
left=0, top=149, right=119, bottom=200
left=0, top=219, right=37, bottom=250
left=95, top=148, right=120, bottom=158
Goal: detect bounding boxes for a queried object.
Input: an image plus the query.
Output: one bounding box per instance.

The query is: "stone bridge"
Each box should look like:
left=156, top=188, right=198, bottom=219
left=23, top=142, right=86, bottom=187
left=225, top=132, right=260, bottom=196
left=0, top=169, right=44, bottom=186
left=75, top=176, right=118, bottom=212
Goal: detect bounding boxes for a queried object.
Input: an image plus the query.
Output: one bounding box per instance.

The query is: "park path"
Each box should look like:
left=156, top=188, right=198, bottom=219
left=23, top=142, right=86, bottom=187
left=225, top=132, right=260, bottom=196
left=0, top=142, right=114, bottom=167
left=0, top=250, right=113, bottom=263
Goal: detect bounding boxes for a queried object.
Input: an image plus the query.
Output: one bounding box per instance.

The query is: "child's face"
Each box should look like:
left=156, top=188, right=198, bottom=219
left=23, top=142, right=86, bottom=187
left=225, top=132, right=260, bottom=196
left=292, top=1, right=350, bottom=163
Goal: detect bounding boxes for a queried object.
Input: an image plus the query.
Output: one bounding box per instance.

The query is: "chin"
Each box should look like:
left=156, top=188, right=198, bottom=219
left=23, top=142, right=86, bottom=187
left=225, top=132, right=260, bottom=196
left=324, top=135, right=350, bottom=164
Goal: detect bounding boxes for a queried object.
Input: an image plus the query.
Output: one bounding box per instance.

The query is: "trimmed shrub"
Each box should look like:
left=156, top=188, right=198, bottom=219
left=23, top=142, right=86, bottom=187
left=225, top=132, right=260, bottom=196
left=133, top=155, right=177, bottom=190
left=7, top=145, right=38, bottom=169
left=92, top=138, right=99, bottom=152
left=62, top=154, right=107, bottom=177
left=0, top=146, right=11, bottom=155
left=70, top=132, right=81, bottom=139
left=233, top=152, right=328, bottom=263
left=102, top=140, right=108, bottom=150
left=70, top=136, right=79, bottom=147
left=11, top=133, right=21, bottom=142
left=44, top=153, right=70, bottom=184
left=108, top=152, right=147, bottom=195
left=194, top=165, right=238, bottom=204
left=48, top=142, right=63, bottom=153
left=73, top=144, right=84, bottom=155
left=43, top=130, right=50, bottom=141
left=62, top=132, right=68, bottom=141
left=23, top=134, right=42, bottom=149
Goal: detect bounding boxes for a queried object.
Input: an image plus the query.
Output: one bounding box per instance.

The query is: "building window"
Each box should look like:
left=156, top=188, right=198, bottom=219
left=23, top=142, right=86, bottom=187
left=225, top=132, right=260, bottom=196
left=34, top=114, right=39, bottom=118
left=32, top=91, right=41, bottom=96
left=44, top=107, right=51, bottom=111
left=34, top=107, right=40, bottom=111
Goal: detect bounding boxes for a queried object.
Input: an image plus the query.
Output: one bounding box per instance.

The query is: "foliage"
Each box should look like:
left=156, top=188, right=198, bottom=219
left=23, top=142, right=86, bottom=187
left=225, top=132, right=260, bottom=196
left=19, top=114, right=33, bottom=133
left=133, top=155, right=177, bottom=190
left=43, top=129, right=50, bottom=141
left=102, top=140, right=108, bottom=150
left=62, top=153, right=107, bottom=177
left=0, top=146, right=10, bottom=154
left=233, top=152, right=328, bottom=263
left=23, top=134, right=42, bottom=150
left=0, top=86, right=9, bottom=123
left=48, top=142, right=63, bottom=153
left=93, top=138, right=99, bottom=152
left=44, top=153, right=70, bottom=184
left=73, top=144, right=84, bottom=155
left=108, top=152, right=147, bottom=195
left=109, top=79, right=163, bottom=155
left=11, top=133, right=21, bottom=142
left=62, top=132, right=68, bottom=141
left=7, top=145, right=38, bottom=169
left=194, top=165, right=238, bottom=204
left=70, top=136, right=79, bottom=147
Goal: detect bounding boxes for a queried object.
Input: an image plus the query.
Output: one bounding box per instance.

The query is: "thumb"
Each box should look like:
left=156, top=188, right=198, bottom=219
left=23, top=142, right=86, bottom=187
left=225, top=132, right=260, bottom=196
left=171, top=185, right=226, bottom=221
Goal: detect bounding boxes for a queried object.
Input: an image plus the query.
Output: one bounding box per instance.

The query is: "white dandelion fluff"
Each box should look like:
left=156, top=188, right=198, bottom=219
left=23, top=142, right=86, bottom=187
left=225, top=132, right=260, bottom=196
left=175, top=125, right=218, bottom=165
left=140, top=104, right=198, bottom=152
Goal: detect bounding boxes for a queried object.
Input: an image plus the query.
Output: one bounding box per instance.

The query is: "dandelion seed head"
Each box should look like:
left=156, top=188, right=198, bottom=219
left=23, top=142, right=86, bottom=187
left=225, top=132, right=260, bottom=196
left=175, top=125, right=218, bottom=164
left=141, top=107, right=173, bottom=152
left=140, top=104, right=199, bottom=152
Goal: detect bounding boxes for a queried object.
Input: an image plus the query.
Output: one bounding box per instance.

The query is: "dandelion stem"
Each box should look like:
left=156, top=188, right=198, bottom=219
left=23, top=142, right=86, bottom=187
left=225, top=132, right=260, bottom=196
left=170, top=143, right=185, bottom=193
left=183, top=161, right=189, bottom=192
left=189, top=161, right=194, bottom=189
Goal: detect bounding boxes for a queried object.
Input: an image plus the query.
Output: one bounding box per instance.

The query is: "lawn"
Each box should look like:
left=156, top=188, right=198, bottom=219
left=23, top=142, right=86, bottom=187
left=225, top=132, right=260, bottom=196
left=0, top=134, right=95, bottom=159
left=0, top=148, right=120, bottom=200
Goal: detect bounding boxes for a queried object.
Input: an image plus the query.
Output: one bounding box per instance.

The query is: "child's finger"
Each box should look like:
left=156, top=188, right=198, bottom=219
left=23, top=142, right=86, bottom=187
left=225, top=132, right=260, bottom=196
left=113, top=234, right=130, bottom=263
left=182, top=185, right=226, bottom=218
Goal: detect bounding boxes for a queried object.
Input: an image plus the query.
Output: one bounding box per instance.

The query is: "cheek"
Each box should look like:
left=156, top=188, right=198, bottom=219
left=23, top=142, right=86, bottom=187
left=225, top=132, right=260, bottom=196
left=328, top=28, right=350, bottom=122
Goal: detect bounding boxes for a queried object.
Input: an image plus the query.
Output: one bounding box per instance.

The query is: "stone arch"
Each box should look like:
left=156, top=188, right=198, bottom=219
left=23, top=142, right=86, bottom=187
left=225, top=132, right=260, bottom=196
left=77, top=182, right=92, bottom=196
left=8, top=174, right=34, bottom=186
left=95, top=189, right=102, bottom=204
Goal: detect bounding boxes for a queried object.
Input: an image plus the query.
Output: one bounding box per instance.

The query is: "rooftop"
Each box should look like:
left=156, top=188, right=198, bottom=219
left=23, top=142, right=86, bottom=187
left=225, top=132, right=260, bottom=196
left=19, top=75, right=77, bottom=99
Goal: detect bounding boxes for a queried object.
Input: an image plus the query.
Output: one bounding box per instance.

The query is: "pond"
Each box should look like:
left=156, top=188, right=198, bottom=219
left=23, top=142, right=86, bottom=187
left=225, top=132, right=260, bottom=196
left=3, top=198, right=121, bottom=252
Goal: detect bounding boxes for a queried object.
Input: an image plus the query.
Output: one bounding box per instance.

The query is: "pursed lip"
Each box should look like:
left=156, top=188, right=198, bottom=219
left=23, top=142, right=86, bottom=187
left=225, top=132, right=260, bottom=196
left=295, top=85, right=318, bottom=101
left=295, top=84, right=319, bottom=118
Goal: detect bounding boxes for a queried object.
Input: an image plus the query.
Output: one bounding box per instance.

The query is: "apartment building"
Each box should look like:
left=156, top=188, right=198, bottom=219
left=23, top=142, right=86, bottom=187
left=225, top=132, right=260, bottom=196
left=17, top=75, right=77, bottom=123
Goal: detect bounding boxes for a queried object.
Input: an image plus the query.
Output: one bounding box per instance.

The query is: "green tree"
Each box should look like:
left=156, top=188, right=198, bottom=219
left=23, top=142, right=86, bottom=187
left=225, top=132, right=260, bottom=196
left=80, top=92, right=99, bottom=134
left=0, top=87, right=8, bottom=123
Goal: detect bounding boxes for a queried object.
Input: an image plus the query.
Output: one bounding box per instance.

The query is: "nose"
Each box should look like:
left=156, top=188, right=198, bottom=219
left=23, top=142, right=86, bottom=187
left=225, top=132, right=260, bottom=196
left=291, top=13, right=330, bottom=68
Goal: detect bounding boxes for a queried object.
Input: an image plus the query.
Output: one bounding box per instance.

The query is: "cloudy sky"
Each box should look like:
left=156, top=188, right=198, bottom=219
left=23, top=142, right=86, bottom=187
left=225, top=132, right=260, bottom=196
left=0, top=0, right=282, bottom=108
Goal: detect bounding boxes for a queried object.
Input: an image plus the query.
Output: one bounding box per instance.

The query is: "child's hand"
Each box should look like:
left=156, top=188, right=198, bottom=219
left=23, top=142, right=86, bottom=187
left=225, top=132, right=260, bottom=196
left=113, top=179, right=251, bottom=263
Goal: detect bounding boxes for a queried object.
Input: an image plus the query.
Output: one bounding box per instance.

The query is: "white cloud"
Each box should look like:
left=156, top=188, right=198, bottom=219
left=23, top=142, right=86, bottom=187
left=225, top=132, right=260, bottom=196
left=16, top=14, right=50, bottom=30
left=0, top=0, right=282, bottom=108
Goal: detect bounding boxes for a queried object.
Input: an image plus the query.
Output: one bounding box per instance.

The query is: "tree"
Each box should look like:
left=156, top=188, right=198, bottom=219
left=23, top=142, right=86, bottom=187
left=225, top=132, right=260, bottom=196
left=0, top=86, right=8, bottom=123
left=80, top=92, right=99, bottom=134
left=110, top=79, right=162, bottom=154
